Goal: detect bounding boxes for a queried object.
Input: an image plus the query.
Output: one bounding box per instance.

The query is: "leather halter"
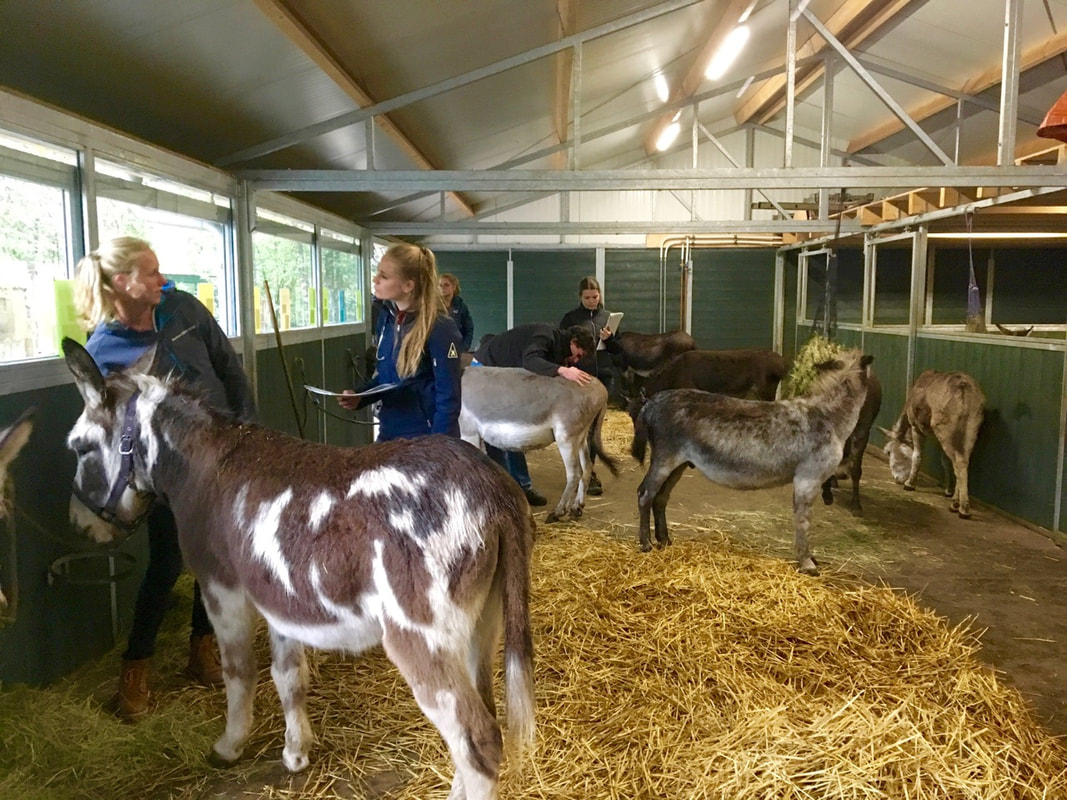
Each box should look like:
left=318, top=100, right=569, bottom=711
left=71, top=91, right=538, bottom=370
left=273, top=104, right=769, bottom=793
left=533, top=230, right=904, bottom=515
left=71, top=391, right=153, bottom=534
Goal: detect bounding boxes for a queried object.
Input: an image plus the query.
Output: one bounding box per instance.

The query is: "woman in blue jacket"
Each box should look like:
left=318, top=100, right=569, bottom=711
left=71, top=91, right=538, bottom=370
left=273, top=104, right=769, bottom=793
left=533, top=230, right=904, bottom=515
left=439, top=272, right=474, bottom=351
left=74, top=236, right=256, bottom=721
left=340, top=244, right=463, bottom=440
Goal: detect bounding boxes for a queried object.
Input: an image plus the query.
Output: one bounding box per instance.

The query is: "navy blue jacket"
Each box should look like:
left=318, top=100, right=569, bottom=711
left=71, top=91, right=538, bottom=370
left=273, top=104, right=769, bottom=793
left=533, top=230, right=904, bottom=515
left=362, top=302, right=463, bottom=441
left=447, top=295, right=475, bottom=351
left=86, top=286, right=256, bottom=422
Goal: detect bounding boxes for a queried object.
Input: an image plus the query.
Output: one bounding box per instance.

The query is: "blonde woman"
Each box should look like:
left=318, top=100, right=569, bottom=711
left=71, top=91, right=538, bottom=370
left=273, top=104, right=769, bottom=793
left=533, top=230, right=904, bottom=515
left=439, top=272, right=474, bottom=351
left=74, top=236, right=255, bottom=720
left=340, top=244, right=463, bottom=440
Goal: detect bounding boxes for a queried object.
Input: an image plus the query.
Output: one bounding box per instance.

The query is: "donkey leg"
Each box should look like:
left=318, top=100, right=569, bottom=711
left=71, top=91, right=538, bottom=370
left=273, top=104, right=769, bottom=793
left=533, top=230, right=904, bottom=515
left=384, top=624, right=502, bottom=800
left=848, top=434, right=869, bottom=515
left=953, top=454, right=972, bottom=518
left=547, top=440, right=580, bottom=523
left=651, top=464, right=688, bottom=548
left=636, top=457, right=678, bottom=552
left=940, top=448, right=956, bottom=499
left=904, top=434, right=924, bottom=491
left=202, top=584, right=259, bottom=767
left=470, top=577, right=504, bottom=717
left=268, top=627, right=314, bottom=772
left=791, top=478, right=821, bottom=576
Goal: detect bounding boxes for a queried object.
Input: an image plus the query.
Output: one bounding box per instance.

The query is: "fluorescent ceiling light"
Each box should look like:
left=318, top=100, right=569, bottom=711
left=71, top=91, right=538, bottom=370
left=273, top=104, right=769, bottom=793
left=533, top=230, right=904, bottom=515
left=737, top=75, right=755, bottom=98
left=705, top=26, right=750, bottom=81
left=656, top=122, right=681, bottom=152
left=737, top=0, right=759, bottom=24
left=654, top=73, right=670, bottom=103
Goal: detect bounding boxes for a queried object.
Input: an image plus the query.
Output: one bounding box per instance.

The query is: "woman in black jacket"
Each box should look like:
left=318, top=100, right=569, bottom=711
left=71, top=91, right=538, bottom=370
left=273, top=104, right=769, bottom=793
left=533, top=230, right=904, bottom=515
left=559, top=276, right=618, bottom=495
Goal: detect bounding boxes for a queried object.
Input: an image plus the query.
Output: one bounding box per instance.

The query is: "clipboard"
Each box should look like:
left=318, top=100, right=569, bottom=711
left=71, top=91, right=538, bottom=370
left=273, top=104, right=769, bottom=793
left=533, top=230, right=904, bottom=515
left=304, top=383, right=398, bottom=398
left=597, top=311, right=624, bottom=350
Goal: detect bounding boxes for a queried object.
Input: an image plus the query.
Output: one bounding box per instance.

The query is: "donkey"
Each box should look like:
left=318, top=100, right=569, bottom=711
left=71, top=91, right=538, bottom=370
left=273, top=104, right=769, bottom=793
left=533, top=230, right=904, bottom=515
left=460, top=367, right=619, bottom=523
left=631, top=350, right=874, bottom=575
left=821, top=370, right=882, bottom=515
left=608, top=330, right=696, bottom=396
left=0, top=408, right=35, bottom=612
left=61, top=339, right=534, bottom=799
left=881, top=370, right=985, bottom=518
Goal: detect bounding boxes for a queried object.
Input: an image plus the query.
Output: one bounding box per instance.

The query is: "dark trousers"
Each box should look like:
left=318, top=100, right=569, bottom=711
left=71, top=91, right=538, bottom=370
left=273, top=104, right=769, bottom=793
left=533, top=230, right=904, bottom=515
left=122, top=503, right=213, bottom=661
left=484, top=444, right=533, bottom=490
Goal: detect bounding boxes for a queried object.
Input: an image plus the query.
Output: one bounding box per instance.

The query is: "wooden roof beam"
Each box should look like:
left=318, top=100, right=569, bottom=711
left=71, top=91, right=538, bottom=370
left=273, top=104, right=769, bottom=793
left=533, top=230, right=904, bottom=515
left=848, top=29, right=1067, bottom=154
left=252, top=0, right=475, bottom=217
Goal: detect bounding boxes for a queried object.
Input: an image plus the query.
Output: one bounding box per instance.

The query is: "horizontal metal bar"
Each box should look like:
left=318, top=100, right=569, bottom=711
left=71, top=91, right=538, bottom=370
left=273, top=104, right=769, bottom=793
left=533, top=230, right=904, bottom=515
left=363, top=219, right=865, bottom=235
left=241, top=166, right=1067, bottom=191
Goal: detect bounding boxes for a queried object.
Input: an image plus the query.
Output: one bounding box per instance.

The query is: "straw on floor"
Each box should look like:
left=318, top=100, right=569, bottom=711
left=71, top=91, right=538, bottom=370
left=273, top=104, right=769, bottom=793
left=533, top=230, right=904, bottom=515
left=2, top=496, right=1065, bottom=798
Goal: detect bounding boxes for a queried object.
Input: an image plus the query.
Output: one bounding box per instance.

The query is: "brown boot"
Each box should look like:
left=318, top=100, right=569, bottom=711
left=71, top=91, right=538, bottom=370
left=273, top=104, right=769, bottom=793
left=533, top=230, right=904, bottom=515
left=186, top=634, right=224, bottom=687
left=114, top=658, right=151, bottom=721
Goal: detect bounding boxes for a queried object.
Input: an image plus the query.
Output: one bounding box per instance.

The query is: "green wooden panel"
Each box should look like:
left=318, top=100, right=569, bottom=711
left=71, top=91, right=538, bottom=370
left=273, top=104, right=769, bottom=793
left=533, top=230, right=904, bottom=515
left=837, top=248, right=863, bottom=324
left=322, top=333, right=374, bottom=448
left=860, top=330, right=911, bottom=440
left=433, top=250, right=509, bottom=343
left=0, top=385, right=146, bottom=686
left=255, top=339, right=324, bottom=441
left=872, top=247, right=911, bottom=325
left=691, top=249, right=775, bottom=350
left=513, top=250, right=595, bottom=328
left=604, top=249, right=675, bottom=335
left=913, top=337, right=1063, bottom=528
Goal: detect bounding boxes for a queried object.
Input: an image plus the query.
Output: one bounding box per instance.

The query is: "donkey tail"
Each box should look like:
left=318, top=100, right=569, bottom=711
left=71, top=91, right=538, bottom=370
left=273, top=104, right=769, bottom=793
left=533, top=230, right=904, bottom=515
left=631, top=409, right=650, bottom=464
left=502, top=509, right=536, bottom=767
left=590, top=406, right=620, bottom=477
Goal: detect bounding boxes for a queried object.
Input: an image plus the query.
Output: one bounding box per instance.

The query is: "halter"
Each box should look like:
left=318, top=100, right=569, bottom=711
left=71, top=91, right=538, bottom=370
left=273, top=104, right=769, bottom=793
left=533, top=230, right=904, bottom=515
left=71, top=391, right=153, bottom=534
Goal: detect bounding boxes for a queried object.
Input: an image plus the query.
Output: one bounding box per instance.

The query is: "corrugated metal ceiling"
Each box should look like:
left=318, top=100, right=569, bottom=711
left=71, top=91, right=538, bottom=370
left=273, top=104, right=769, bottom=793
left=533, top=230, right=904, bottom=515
left=0, top=0, right=1064, bottom=233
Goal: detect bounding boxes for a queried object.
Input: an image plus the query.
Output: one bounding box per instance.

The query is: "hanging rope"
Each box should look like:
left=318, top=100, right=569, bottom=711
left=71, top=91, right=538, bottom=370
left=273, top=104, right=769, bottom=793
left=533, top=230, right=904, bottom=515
left=964, top=209, right=986, bottom=333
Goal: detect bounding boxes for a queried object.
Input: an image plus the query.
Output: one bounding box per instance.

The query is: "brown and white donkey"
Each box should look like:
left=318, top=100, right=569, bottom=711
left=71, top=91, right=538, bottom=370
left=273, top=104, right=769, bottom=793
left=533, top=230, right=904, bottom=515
left=62, top=339, right=535, bottom=800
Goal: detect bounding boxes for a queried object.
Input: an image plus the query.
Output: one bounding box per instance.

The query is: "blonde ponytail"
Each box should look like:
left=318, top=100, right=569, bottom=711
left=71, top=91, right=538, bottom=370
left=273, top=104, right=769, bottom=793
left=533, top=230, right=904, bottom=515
left=74, top=237, right=154, bottom=328
left=386, top=243, right=447, bottom=378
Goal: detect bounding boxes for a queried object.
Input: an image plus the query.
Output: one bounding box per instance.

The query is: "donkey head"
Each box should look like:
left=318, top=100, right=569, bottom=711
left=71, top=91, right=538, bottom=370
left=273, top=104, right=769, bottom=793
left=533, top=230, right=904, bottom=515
left=63, top=338, right=157, bottom=544
left=879, top=424, right=914, bottom=484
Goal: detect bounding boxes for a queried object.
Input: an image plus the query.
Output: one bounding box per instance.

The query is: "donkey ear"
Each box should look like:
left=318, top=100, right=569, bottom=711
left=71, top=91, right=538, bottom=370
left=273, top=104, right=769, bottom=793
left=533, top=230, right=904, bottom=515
left=876, top=425, right=895, bottom=439
left=127, top=343, right=158, bottom=375
left=0, top=407, right=34, bottom=475
left=860, top=354, right=874, bottom=368
left=62, top=337, right=106, bottom=408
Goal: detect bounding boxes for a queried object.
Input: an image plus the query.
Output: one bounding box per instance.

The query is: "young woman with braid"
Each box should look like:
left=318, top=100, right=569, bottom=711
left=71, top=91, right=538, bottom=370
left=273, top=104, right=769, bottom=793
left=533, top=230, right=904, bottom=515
left=339, top=243, right=464, bottom=440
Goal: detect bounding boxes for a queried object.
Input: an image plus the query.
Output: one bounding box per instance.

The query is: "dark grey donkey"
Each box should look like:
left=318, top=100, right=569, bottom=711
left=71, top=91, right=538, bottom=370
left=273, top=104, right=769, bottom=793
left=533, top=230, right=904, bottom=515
left=631, top=350, right=874, bottom=575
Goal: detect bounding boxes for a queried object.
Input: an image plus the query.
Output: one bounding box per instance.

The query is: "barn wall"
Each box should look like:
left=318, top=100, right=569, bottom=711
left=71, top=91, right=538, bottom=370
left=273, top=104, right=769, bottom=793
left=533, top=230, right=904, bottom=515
left=513, top=251, right=597, bottom=327
left=605, top=249, right=681, bottom=335
left=322, top=333, right=373, bottom=448
left=435, top=251, right=510, bottom=343
left=914, top=336, right=1064, bottom=529
left=691, top=249, right=776, bottom=350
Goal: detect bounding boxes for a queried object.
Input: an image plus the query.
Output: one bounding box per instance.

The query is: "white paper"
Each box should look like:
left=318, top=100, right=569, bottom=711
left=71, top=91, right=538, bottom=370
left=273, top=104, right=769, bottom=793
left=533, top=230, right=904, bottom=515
left=597, top=311, right=624, bottom=351
left=304, top=383, right=398, bottom=398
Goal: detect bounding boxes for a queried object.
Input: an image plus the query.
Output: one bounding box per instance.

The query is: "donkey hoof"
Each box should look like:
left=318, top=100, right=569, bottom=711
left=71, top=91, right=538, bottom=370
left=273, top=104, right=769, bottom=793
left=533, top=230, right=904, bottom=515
left=798, top=559, right=819, bottom=577
left=545, top=512, right=561, bottom=524
left=639, top=542, right=653, bottom=553
left=283, top=749, right=310, bottom=773
left=207, top=748, right=241, bottom=769
left=569, top=507, right=583, bottom=520
left=958, top=510, right=971, bottom=520
left=902, top=484, right=916, bottom=492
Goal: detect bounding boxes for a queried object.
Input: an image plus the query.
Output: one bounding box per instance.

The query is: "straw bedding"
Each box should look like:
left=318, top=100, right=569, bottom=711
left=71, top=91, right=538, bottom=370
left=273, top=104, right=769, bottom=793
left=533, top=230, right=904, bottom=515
left=2, top=444, right=1065, bottom=798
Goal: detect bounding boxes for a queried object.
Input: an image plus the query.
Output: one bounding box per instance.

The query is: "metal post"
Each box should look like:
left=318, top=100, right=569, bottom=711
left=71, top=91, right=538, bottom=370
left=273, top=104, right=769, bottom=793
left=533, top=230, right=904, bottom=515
left=998, top=0, right=1022, bottom=166
left=234, top=180, right=258, bottom=403
left=819, top=53, right=834, bottom=221
left=773, top=251, right=785, bottom=353
left=906, top=225, right=929, bottom=387
left=785, top=0, right=797, bottom=168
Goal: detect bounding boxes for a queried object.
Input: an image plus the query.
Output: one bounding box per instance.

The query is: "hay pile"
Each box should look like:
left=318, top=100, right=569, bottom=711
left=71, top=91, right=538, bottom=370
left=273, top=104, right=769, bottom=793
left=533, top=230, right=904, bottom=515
left=782, top=334, right=846, bottom=398
left=2, top=522, right=1066, bottom=799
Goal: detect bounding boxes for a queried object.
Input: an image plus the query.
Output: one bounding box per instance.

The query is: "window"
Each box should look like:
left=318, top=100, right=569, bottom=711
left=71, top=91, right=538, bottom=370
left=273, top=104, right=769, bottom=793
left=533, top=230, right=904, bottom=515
left=0, top=132, right=79, bottom=361
left=252, top=210, right=314, bottom=332
left=95, top=160, right=235, bottom=333
left=320, top=229, right=363, bottom=325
